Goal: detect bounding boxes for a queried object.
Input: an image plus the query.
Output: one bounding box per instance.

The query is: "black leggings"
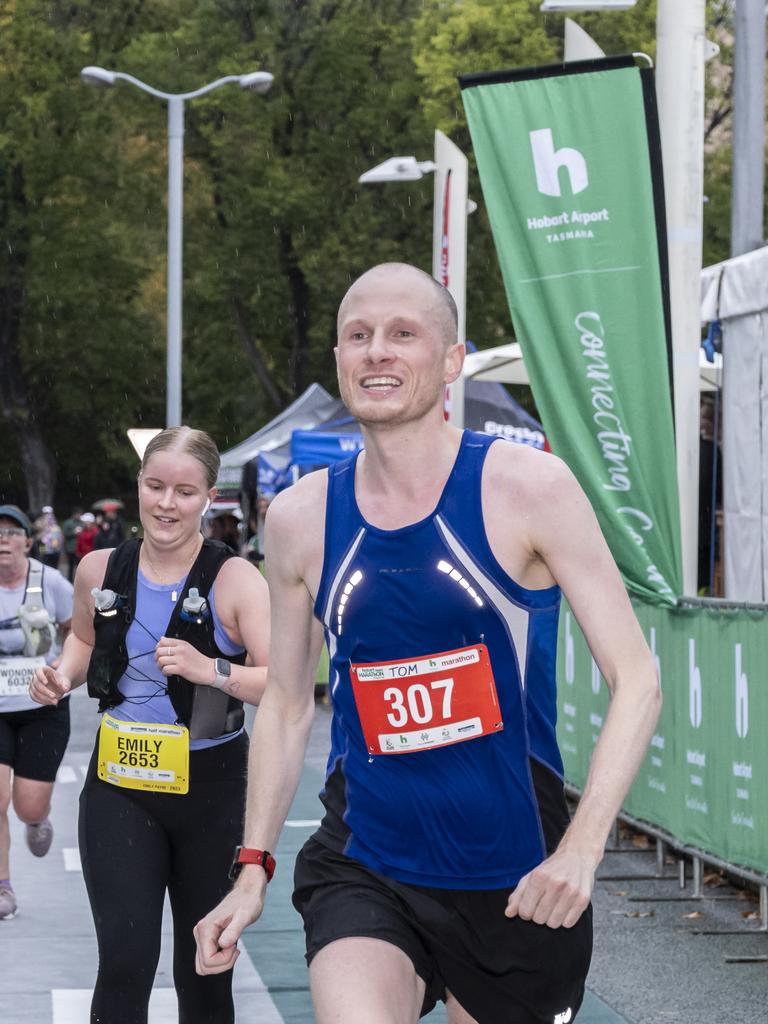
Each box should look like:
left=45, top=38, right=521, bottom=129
left=79, top=732, right=248, bottom=1024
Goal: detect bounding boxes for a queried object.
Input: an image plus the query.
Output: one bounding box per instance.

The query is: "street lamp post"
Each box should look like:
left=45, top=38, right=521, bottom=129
left=81, top=66, right=274, bottom=428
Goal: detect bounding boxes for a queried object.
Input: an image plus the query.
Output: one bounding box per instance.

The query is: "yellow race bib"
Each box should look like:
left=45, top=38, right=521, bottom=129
left=97, top=713, right=189, bottom=794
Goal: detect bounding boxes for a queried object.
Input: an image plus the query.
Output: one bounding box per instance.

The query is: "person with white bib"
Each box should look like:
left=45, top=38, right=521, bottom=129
left=194, top=264, right=661, bottom=1024
left=0, top=504, right=73, bottom=921
left=30, top=427, right=270, bottom=1023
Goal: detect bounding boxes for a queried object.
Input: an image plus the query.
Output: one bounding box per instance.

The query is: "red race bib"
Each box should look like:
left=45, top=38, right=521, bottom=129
left=350, top=643, right=503, bottom=755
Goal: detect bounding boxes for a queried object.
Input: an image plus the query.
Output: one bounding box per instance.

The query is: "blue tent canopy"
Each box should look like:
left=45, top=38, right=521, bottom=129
left=245, top=354, right=545, bottom=497
left=287, top=375, right=545, bottom=471
left=290, top=416, right=364, bottom=466
left=256, top=452, right=294, bottom=497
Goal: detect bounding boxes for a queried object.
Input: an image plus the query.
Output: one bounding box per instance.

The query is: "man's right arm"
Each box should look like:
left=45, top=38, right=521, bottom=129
left=194, top=477, right=326, bottom=975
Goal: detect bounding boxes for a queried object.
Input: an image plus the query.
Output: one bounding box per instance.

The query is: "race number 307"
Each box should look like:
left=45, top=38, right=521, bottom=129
left=351, top=643, right=502, bottom=754
left=384, top=678, right=453, bottom=727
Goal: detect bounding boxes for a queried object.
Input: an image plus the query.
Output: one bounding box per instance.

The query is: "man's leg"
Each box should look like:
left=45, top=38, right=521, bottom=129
left=310, top=936, right=425, bottom=1024
left=446, top=993, right=480, bottom=1024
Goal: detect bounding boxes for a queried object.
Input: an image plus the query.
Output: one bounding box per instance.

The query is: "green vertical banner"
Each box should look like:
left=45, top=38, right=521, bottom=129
left=461, top=58, right=682, bottom=604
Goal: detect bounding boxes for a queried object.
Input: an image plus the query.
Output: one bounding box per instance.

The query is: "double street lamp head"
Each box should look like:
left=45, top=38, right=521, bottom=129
left=79, top=66, right=274, bottom=97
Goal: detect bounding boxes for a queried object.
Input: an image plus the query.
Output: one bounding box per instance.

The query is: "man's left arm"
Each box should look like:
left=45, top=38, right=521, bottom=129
left=505, top=458, right=661, bottom=929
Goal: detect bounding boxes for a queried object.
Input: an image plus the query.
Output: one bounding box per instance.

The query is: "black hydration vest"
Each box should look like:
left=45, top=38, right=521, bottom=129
left=87, top=538, right=246, bottom=740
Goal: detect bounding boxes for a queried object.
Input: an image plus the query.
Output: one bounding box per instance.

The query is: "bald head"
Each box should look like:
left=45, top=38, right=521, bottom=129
left=337, top=263, right=458, bottom=348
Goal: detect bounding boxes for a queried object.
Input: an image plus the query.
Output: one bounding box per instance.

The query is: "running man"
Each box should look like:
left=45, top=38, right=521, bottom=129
left=194, top=263, right=661, bottom=1023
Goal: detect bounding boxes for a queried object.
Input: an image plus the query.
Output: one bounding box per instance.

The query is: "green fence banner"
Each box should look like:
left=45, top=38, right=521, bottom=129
left=558, top=599, right=768, bottom=876
left=461, top=58, right=682, bottom=604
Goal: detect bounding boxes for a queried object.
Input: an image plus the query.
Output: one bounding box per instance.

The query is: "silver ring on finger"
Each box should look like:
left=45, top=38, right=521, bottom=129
left=167, top=646, right=173, bottom=658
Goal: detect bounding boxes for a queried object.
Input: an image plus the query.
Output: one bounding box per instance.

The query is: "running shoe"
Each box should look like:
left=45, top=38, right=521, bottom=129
left=0, top=883, right=17, bottom=920
left=26, top=817, right=53, bottom=857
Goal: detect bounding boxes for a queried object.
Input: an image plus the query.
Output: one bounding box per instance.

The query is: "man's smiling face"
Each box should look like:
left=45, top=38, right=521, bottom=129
left=335, top=265, right=461, bottom=429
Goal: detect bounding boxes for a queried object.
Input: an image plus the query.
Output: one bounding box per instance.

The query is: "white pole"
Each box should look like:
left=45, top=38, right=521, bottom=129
left=731, top=0, right=766, bottom=257
left=432, top=130, right=468, bottom=427
left=166, top=97, right=184, bottom=428
left=655, top=0, right=706, bottom=595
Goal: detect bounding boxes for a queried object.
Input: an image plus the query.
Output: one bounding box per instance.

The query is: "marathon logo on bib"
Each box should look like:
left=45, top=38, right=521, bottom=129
left=0, top=656, right=45, bottom=697
left=97, top=714, right=189, bottom=794
left=356, top=648, right=480, bottom=682
left=351, top=643, right=503, bottom=755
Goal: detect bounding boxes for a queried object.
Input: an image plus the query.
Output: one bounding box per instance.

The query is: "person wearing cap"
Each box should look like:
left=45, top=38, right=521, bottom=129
left=208, top=510, right=241, bottom=552
left=0, top=505, right=74, bottom=920
left=93, top=503, right=125, bottom=551
left=76, top=513, right=99, bottom=561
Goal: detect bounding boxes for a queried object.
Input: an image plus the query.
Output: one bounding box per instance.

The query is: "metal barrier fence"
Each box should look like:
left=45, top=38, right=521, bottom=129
left=556, top=595, right=768, bottom=919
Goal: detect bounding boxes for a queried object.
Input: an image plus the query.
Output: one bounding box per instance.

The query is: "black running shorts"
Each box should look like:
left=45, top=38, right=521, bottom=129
left=293, top=836, right=593, bottom=1023
left=0, top=700, right=71, bottom=782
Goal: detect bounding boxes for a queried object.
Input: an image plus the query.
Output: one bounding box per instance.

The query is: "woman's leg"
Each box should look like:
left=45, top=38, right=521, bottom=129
left=79, top=769, right=170, bottom=1024
left=167, top=743, right=247, bottom=1024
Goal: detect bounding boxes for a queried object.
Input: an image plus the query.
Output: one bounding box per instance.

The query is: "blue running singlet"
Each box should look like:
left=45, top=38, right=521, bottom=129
left=313, top=430, right=566, bottom=890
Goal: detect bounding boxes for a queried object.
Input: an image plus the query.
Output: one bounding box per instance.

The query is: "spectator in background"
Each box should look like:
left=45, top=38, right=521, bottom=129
left=75, top=513, right=99, bottom=563
left=62, top=509, right=83, bottom=583
left=208, top=510, right=241, bottom=553
left=698, top=397, right=722, bottom=594
left=93, top=505, right=125, bottom=551
left=246, top=496, right=271, bottom=566
left=33, top=507, right=64, bottom=569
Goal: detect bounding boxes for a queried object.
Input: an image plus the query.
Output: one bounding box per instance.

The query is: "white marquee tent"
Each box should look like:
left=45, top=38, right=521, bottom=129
left=701, top=244, right=768, bottom=602
left=463, top=341, right=722, bottom=392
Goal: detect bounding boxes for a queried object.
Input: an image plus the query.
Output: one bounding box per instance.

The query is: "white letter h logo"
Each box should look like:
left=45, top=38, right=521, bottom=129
left=530, top=128, right=588, bottom=197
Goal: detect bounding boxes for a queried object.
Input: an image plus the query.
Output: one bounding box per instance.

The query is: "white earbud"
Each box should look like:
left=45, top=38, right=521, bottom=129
left=202, top=498, right=211, bottom=516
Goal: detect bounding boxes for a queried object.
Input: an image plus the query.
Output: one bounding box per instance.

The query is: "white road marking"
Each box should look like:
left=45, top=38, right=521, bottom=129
left=56, top=766, right=77, bottom=784
left=62, top=848, right=81, bottom=872
left=53, top=989, right=175, bottom=1022
left=79, top=765, right=89, bottom=779
left=52, top=945, right=284, bottom=1023
left=285, top=819, right=321, bottom=828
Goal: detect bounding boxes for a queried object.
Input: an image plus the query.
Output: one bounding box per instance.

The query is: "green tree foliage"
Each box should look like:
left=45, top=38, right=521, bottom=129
left=0, top=0, right=759, bottom=511
left=1, top=0, right=438, bottom=508
left=0, top=0, right=162, bottom=512
left=410, top=0, right=753, bottom=347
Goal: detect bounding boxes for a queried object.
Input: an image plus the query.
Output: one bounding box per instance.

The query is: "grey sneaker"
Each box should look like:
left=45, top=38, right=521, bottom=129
left=0, top=884, right=17, bottom=920
left=26, top=817, right=53, bottom=858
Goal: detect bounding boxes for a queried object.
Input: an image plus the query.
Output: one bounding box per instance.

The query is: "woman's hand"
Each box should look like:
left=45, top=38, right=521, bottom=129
left=155, top=636, right=215, bottom=686
left=30, top=664, right=72, bottom=706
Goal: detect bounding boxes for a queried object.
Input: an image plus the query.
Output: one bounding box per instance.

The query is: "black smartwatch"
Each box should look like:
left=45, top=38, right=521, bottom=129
left=213, top=658, right=231, bottom=689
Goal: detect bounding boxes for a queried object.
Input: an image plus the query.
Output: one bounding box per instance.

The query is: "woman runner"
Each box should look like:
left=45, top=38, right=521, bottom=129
left=31, top=426, right=270, bottom=1024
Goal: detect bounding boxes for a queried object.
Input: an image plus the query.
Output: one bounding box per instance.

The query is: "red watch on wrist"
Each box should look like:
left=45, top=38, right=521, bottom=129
left=229, top=846, right=276, bottom=882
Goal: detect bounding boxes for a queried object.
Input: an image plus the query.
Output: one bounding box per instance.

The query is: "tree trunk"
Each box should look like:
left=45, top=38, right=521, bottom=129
left=231, top=295, right=289, bottom=410
left=279, top=228, right=311, bottom=396
left=205, top=161, right=291, bottom=410
left=0, top=163, right=58, bottom=512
